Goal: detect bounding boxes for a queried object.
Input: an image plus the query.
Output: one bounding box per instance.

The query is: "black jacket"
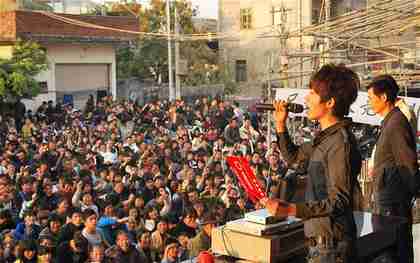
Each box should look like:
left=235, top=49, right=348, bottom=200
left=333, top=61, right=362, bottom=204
left=372, top=108, right=419, bottom=205
left=223, top=125, right=241, bottom=146
left=105, top=245, right=142, bottom=263
left=278, top=120, right=362, bottom=242
left=56, top=241, right=88, bottom=263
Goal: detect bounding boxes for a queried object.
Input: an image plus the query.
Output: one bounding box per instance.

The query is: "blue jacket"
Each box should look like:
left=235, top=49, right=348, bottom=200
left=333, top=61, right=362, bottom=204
left=13, top=222, right=41, bottom=241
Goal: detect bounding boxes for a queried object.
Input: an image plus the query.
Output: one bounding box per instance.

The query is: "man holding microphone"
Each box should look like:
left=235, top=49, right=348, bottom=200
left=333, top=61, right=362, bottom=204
left=264, top=64, right=363, bottom=263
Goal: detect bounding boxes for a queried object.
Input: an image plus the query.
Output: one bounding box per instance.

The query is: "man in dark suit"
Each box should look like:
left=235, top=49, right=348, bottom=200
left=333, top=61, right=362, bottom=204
left=367, top=75, right=419, bottom=263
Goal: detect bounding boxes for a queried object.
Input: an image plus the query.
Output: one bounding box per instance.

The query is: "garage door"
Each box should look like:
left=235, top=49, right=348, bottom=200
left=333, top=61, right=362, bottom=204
left=55, top=63, right=110, bottom=108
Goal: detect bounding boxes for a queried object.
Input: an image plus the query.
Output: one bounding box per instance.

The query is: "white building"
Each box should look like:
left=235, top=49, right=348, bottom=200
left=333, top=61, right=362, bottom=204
left=0, top=10, right=139, bottom=109
left=218, top=0, right=368, bottom=97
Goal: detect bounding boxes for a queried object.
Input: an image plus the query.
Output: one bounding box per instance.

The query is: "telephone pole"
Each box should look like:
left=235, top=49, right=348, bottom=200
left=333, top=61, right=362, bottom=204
left=271, top=4, right=290, bottom=87
left=267, top=54, right=273, bottom=153
left=167, top=0, right=175, bottom=101
left=323, top=0, right=331, bottom=65
left=175, top=1, right=181, bottom=100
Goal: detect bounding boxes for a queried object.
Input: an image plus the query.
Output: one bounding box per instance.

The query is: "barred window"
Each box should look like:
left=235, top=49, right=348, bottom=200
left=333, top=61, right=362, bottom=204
left=235, top=60, right=247, bottom=82
left=272, top=7, right=287, bottom=26
left=240, top=8, right=252, bottom=30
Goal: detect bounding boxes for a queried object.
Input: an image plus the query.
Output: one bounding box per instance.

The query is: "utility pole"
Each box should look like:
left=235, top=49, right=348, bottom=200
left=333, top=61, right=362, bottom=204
left=271, top=4, right=290, bottom=88
left=267, top=54, right=273, bottom=153
left=62, top=0, right=67, bottom=13
left=323, top=0, right=331, bottom=65
left=299, top=0, right=303, bottom=88
left=175, top=1, right=181, bottom=100
left=167, top=0, right=175, bottom=101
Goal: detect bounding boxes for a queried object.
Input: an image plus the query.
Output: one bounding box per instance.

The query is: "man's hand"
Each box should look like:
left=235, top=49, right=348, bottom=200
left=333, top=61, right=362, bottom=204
left=273, top=100, right=289, bottom=133
left=265, top=198, right=297, bottom=218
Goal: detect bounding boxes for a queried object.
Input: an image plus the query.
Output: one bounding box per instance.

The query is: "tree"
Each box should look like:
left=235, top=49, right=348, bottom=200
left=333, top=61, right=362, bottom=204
left=0, top=39, right=48, bottom=99
left=114, top=0, right=219, bottom=86
left=219, top=62, right=240, bottom=95
left=20, top=0, right=54, bottom=11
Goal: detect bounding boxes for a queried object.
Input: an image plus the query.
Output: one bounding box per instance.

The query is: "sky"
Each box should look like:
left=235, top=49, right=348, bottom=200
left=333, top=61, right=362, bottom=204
left=190, top=0, right=218, bottom=19
left=90, top=0, right=218, bottom=19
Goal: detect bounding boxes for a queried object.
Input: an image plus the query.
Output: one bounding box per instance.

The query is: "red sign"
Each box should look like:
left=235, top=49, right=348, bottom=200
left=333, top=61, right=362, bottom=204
left=226, top=156, right=266, bottom=203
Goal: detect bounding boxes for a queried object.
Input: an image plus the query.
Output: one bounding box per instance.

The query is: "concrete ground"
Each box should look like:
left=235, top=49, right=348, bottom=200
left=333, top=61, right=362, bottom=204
left=414, top=224, right=420, bottom=263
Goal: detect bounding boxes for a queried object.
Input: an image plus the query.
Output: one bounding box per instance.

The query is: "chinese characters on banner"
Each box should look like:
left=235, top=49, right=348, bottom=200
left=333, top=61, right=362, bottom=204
left=226, top=156, right=266, bottom=203
left=276, top=88, right=420, bottom=129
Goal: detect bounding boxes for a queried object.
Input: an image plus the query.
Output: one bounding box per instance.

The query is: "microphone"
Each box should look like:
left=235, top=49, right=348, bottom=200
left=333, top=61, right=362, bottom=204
left=255, top=103, right=304, bottom=113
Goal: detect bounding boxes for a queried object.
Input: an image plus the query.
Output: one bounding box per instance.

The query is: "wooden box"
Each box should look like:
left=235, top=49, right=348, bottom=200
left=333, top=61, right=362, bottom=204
left=212, top=225, right=305, bottom=263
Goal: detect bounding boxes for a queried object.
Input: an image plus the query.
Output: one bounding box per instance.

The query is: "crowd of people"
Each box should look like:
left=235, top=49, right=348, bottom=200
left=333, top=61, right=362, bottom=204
left=0, top=94, right=294, bottom=263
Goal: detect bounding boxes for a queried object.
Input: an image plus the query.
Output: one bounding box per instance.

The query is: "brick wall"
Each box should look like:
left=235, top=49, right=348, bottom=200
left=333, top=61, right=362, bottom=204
left=15, top=10, right=139, bottom=40
left=0, top=11, right=16, bottom=42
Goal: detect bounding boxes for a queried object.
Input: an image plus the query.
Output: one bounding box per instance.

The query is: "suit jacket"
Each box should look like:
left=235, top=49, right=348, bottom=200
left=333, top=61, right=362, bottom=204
left=372, top=107, right=419, bottom=205
left=277, top=120, right=362, bottom=242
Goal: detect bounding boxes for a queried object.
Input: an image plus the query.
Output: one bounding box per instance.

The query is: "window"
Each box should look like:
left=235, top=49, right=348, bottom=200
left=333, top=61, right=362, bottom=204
left=240, top=8, right=252, bottom=30
left=38, top=81, right=48, bottom=93
left=272, top=7, right=287, bottom=26
left=312, top=9, right=320, bottom=24
left=345, top=7, right=353, bottom=14
left=235, top=60, right=247, bottom=82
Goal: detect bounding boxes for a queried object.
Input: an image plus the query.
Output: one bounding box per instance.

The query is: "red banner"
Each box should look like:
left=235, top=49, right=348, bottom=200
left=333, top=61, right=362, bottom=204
left=226, top=156, right=266, bottom=203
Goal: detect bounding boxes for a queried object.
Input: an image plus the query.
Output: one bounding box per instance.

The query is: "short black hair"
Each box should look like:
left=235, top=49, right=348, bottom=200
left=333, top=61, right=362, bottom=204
left=48, top=213, right=61, bottom=224
left=115, top=230, right=129, bottom=242
left=182, top=207, right=197, bottom=219
left=83, top=208, right=97, bottom=220
left=70, top=207, right=82, bottom=216
left=367, top=74, right=399, bottom=103
left=310, top=64, right=360, bottom=118
left=164, top=237, right=179, bottom=248
left=23, top=210, right=35, bottom=219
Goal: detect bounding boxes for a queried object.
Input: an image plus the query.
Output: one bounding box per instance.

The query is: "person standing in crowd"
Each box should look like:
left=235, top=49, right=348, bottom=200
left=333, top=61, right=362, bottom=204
left=367, top=75, right=419, bottom=263
left=14, top=99, right=26, bottom=133
left=266, top=64, right=362, bottom=263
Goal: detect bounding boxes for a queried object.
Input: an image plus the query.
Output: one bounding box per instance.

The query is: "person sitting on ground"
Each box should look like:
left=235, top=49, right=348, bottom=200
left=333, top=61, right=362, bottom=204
left=189, top=212, right=217, bottom=258
left=56, top=231, right=89, bottom=263
left=161, top=238, right=180, bottom=263
left=105, top=230, right=141, bottom=263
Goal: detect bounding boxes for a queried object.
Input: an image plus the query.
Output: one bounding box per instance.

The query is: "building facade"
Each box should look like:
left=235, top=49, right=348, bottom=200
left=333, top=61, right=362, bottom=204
left=0, top=10, right=139, bottom=110
left=218, top=0, right=368, bottom=98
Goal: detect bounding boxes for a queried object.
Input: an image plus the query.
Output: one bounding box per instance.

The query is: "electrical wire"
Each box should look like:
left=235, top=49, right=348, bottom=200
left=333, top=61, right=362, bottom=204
left=35, top=10, right=238, bottom=41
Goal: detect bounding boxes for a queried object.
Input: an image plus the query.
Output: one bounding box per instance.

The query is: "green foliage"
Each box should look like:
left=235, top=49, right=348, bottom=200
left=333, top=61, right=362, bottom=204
left=0, top=40, right=48, bottom=99
left=114, top=0, right=219, bottom=86
left=219, top=63, right=239, bottom=95
left=20, top=0, right=53, bottom=11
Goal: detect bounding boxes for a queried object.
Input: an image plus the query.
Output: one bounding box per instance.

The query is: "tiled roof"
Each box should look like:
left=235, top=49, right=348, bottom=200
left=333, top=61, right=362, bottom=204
left=0, top=10, right=140, bottom=43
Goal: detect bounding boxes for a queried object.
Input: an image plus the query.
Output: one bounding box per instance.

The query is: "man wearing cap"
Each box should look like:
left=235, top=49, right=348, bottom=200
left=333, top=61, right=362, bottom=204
left=189, top=213, right=217, bottom=258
